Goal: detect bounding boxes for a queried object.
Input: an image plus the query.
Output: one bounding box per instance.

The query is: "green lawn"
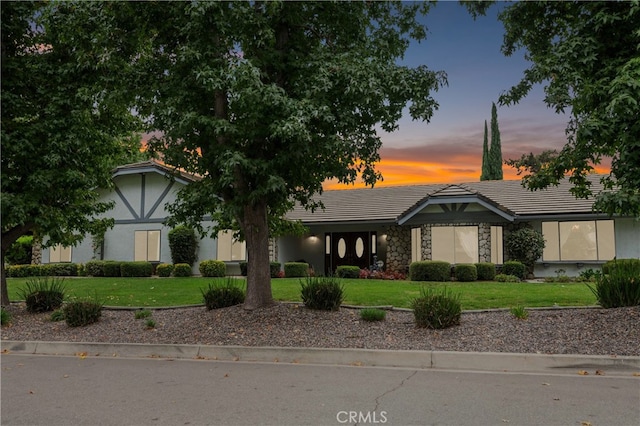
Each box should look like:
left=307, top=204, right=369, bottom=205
left=6, top=276, right=597, bottom=310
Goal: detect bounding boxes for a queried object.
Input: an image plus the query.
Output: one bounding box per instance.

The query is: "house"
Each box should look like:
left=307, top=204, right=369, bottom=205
left=43, top=160, right=640, bottom=278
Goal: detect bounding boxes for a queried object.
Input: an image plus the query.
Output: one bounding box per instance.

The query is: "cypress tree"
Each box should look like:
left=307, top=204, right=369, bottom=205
left=480, top=120, right=491, bottom=180
left=489, top=102, right=503, bottom=179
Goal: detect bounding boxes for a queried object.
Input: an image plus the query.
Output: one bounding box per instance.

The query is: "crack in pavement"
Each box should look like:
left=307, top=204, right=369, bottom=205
left=372, top=370, right=419, bottom=413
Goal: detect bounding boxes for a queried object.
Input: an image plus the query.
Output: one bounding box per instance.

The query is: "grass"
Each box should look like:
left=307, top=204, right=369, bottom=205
left=5, top=277, right=597, bottom=310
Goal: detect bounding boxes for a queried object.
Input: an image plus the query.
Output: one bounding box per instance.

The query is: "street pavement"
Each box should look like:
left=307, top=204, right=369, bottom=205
left=2, top=350, right=639, bottom=426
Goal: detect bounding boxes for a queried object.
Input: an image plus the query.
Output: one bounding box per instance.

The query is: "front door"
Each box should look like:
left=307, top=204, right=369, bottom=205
left=325, top=232, right=376, bottom=274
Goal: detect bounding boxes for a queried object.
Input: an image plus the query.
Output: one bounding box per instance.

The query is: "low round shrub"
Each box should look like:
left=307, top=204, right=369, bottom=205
left=201, top=279, right=246, bottom=310
left=502, top=261, right=526, bottom=279
left=495, top=273, right=520, bottom=282
left=285, top=262, right=309, bottom=278
left=120, top=261, right=153, bottom=277
left=103, top=261, right=123, bottom=277
left=63, top=298, right=103, bottom=327
left=454, top=264, right=477, bottom=282
left=411, top=287, right=461, bottom=329
left=409, top=261, right=451, bottom=282
left=43, top=263, right=79, bottom=277
left=270, top=262, right=282, bottom=278
left=173, top=263, right=192, bottom=277
left=199, top=260, right=225, bottom=277
left=336, top=265, right=360, bottom=279
left=84, top=260, right=105, bottom=277
left=360, top=308, right=386, bottom=322
left=156, top=263, right=174, bottom=277
left=300, top=275, right=344, bottom=310
left=18, top=277, right=66, bottom=313
left=475, top=262, right=496, bottom=281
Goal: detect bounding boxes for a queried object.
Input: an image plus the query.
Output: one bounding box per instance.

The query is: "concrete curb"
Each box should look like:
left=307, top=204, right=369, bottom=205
left=3, top=340, right=639, bottom=375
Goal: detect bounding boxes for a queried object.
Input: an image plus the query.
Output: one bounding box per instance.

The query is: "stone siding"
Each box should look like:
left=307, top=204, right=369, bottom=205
left=385, top=225, right=411, bottom=273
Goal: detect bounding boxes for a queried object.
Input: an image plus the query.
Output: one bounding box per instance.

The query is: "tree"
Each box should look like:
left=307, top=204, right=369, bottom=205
left=480, top=120, right=491, bottom=180
left=488, top=102, right=503, bottom=180
left=0, top=2, right=142, bottom=305
left=498, top=1, right=640, bottom=217
left=129, top=1, right=446, bottom=309
left=505, top=227, right=545, bottom=277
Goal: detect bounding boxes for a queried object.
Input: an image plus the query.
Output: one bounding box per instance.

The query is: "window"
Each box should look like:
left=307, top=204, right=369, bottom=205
left=432, top=226, right=478, bottom=264
left=490, top=226, right=503, bottom=264
left=134, top=230, right=160, bottom=262
left=542, top=220, right=615, bottom=261
left=411, top=228, right=422, bottom=262
left=50, top=244, right=71, bottom=263
left=217, top=230, right=246, bottom=261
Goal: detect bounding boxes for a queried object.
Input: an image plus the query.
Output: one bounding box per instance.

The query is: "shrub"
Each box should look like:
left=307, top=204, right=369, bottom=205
left=411, top=287, right=461, bottom=329
left=18, top=277, right=66, bottom=313
left=239, top=261, right=248, bottom=276
left=588, top=260, right=640, bottom=308
left=270, top=262, right=282, bottom=278
left=156, top=263, right=174, bottom=277
left=6, top=264, right=44, bottom=278
left=199, top=260, right=226, bottom=277
left=134, top=309, right=152, bottom=319
left=145, top=319, right=156, bottom=329
left=602, top=258, right=640, bottom=275
left=336, top=265, right=360, bottom=279
left=360, top=308, right=386, bottom=322
left=103, top=261, right=123, bottom=277
left=285, top=262, right=309, bottom=278
left=495, top=273, right=520, bottom=282
left=168, top=225, right=198, bottom=266
left=502, top=261, right=526, bottom=280
left=510, top=305, right=529, bottom=320
left=84, top=260, right=105, bottom=277
left=44, top=263, right=79, bottom=277
left=50, top=309, right=65, bottom=322
left=5, top=235, right=33, bottom=265
left=505, top=228, right=545, bottom=276
left=173, top=263, right=192, bottom=277
left=454, top=264, right=477, bottom=282
left=120, top=261, right=153, bottom=277
left=1, top=307, right=11, bottom=326
left=63, top=297, right=103, bottom=327
left=360, top=269, right=407, bottom=280
left=475, top=262, right=496, bottom=281
left=300, top=275, right=344, bottom=311
left=409, top=261, right=451, bottom=282
left=201, top=278, right=246, bottom=310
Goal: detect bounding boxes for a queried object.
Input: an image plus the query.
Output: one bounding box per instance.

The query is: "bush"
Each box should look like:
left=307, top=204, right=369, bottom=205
left=588, top=260, right=640, bottom=308
left=18, top=277, right=66, bottom=313
left=103, top=261, right=123, bottom=277
left=360, top=308, right=386, bottom=322
left=300, top=275, right=344, bottom=311
left=5, top=235, right=33, bottom=265
left=270, top=262, right=282, bottom=278
left=168, top=225, right=198, bottom=266
left=454, top=264, right=477, bottom=282
left=201, top=278, right=246, bottom=310
left=173, top=263, right=192, bottom=277
left=411, top=287, right=461, bottom=329
left=63, top=297, right=103, bottom=327
left=336, top=265, right=361, bottom=279
left=1, top=307, right=12, bottom=326
left=84, top=260, right=105, bottom=277
left=44, top=263, right=79, bottom=277
left=602, top=258, right=640, bottom=275
left=239, top=261, right=248, bottom=276
left=409, top=261, right=451, bottom=282
left=50, top=309, right=65, bottom=322
left=134, top=309, right=152, bottom=319
left=475, top=262, right=496, bottom=281
left=6, top=264, right=44, bottom=278
left=502, top=261, right=526, bottom=280
left=156, top=263, right=174, bottom=277
left=199, top=260, right=226, bottom=277
left=285, top=262, right=309, bottom=278
left=505, top=228, right=545, bottom=276
left=120, top=261, right=153, bottom=277
left=495, top=273, right=521, bottom=282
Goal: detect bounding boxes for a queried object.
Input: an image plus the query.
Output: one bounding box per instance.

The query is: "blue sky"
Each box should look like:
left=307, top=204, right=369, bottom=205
left=331, top=1, right=581, bottom=187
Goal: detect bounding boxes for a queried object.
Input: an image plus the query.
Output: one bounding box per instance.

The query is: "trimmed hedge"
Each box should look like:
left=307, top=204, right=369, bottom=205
left=454, top=264, right=477, bottom=282
left=173, top=263, right=192, bottom=277
left=475, top=262, right=496, bottom=281
left=6, top=263, right=79, bottom=277
left=502, top=261, right=526, bottom=280
left=120, top=261, right=153, bottom=277
left=199, top=260, right=226, bottom=277
left=409, top=261, right=451, bottom=282
left=156, top=263, right=174, bottom=277
left=284, top=262, right=309, bottom=278
left=336, top=265, right=360, bottom=279
left=239, top=261, right=282, bottom=278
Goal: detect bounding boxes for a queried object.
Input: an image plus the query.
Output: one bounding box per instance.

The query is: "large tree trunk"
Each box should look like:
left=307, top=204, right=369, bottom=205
left=1, top=224, right=33, bottom=306
left=242, top=198, right=273, bottom=310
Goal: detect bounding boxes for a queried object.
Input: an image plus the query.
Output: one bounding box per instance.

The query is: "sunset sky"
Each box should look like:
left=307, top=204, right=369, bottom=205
left=325, top=1, right=609, bottom=190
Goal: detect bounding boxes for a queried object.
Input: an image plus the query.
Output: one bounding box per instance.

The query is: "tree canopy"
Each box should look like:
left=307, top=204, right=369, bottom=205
left=498, top=1, right=640, bottom=217
left=0, top=2, right=142, bottom=305
left=128, top=1, right=447, bottom=308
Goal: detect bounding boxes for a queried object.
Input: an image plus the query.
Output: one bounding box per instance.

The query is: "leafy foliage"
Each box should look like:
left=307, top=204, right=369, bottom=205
left=285, top=262, right=309, bottom=278
left=510, top=305, right=529, bottom=320
left=120, top=261, right=153, bottom=277
left=336, top=265, right=361, bottom=279
left=172, top=263, right=192, bottom=277
left=63, top=297, right=103, bottom=327
left=201, top=279, right=246, bottom=310
left=199, top=260, right=226, bottom=278
left=156, top=263, right=174, bottom=277
left=588, top=260, right=640, bottom=308
left=495, top=274, right=521, bottom=283
left=454, top=264, right=478, bottom=282
left=488, top=102, right=503, bottom=180
left=300, top=276, right=344, bottom=311
left=475, top=262, right=496, bottom=281
left=505, top=228, right=545, bottom=275
left=409, top=261, right=451, bottom=282
left=502, top=261, right=527, bottom=280
left=168, top=226, right=198, bottom=267
left=360, top=308, right=386, bottom=322
left=498, top=2, right=640, bottom=217
left=1, top=307, right=12, bottom=326
left=411, top=287, right=461, bottom=329
left=18, top=277, right=66, bottom=313
left=5, top=235, right=33, bottom=265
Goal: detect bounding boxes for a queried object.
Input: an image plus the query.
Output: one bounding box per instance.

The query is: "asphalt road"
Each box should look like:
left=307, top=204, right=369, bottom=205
left=2, top=354, right=639, bottom=426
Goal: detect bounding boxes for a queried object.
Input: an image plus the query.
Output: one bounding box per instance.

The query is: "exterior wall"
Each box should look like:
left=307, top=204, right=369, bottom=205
left=385, top=225, right=411, bottom=273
